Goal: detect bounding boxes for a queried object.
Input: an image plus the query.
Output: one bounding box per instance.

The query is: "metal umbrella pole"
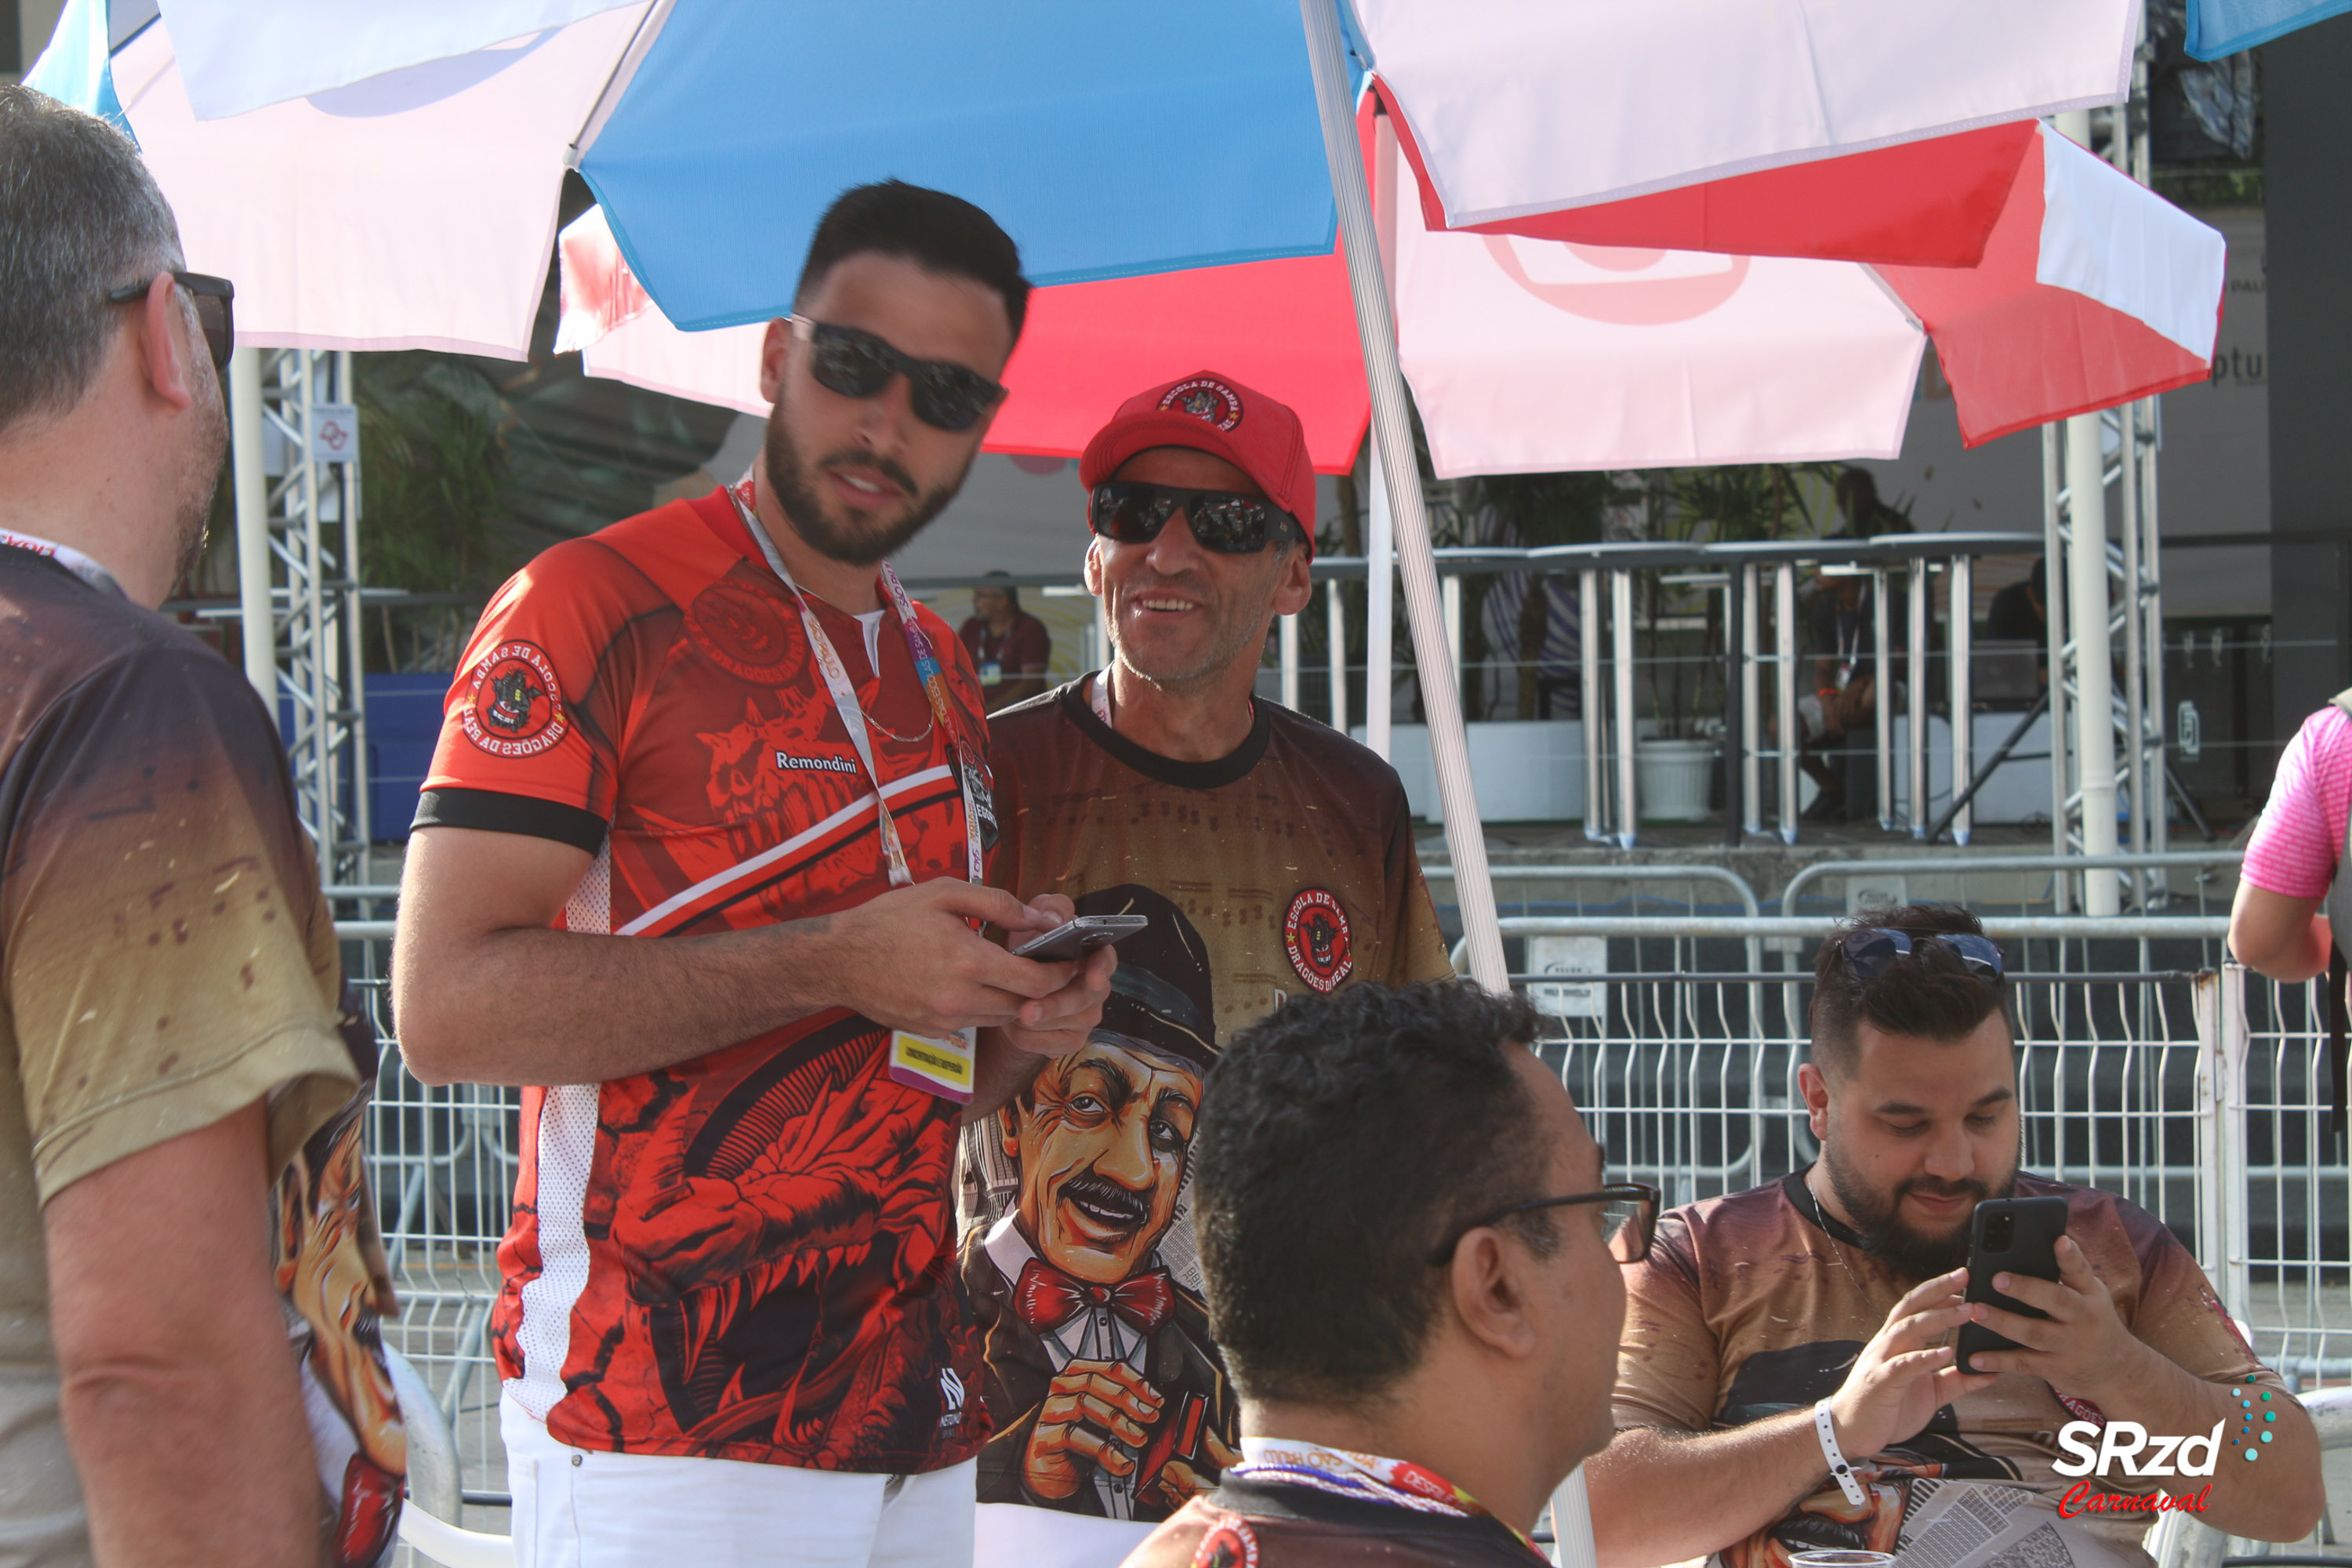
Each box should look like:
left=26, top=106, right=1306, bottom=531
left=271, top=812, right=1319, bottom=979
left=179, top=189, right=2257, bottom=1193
left=1301, top=0, right=1507, bottom=993
left=1299, top=9, right=1577, bottom=1559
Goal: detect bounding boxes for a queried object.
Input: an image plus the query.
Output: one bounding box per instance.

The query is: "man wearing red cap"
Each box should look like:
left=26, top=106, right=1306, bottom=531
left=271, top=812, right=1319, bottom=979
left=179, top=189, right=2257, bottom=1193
left=962, top=371, right=1454, bottom=1568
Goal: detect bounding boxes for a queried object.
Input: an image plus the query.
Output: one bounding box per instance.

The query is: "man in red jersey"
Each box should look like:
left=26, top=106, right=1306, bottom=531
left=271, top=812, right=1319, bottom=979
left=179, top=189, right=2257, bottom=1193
left=392, top=181, right=1112, bottom=1568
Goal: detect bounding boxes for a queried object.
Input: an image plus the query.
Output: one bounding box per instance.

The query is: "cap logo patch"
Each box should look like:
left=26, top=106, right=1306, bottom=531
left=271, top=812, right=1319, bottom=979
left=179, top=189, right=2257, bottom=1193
left=1192, top=1516, right=1259, bottom=1568
left=1159, top=377, right=1243, bottom=432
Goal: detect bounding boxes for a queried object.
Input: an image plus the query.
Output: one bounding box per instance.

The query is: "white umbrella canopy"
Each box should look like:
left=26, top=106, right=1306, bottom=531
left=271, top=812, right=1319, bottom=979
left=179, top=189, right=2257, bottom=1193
left=1356, top=0, right=2140, bottom=221
left=107, top=5, right=648, bottom=356
left=45, top=0, right=2145, bottom=362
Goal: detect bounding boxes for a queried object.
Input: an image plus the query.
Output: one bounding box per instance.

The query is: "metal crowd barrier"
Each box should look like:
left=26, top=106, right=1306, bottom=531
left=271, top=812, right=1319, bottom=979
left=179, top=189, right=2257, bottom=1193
left=343, top=942, right=520, bottom=1531
left=339, top=899, right=2352, bottom=1539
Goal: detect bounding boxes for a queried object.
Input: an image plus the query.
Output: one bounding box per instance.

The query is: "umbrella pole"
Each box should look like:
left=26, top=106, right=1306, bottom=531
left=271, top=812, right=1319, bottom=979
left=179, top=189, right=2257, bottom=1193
left=1298, top=0, right=1508, bottom=996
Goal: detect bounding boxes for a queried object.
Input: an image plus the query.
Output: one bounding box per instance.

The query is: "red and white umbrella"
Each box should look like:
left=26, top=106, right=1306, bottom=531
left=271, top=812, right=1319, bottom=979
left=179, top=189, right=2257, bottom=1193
left=561, top=108, right=2223, bottom=474
left=554, top=205, right=1376, bottom=473
left=1387, top=113, right=2224, bottom=466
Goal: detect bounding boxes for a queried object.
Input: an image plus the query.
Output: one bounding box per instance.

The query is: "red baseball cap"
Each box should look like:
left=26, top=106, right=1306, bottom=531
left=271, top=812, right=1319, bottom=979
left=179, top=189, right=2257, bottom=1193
left=1078, top=371, right=1318, bottom=556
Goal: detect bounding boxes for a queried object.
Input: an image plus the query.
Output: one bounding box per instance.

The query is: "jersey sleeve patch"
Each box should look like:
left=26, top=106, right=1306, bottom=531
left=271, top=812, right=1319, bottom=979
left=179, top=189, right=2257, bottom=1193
left=463, top=641, right=570, bottom=757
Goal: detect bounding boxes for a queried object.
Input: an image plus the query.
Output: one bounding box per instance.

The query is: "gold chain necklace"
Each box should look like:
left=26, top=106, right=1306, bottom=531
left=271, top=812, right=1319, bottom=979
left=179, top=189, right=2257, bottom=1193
left=1807, top=1175, right=1882, bottom=1312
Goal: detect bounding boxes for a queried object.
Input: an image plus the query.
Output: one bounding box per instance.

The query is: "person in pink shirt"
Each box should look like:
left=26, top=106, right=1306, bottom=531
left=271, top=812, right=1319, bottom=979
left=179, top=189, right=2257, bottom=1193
left=2230, top=700, right=2352, bottom=979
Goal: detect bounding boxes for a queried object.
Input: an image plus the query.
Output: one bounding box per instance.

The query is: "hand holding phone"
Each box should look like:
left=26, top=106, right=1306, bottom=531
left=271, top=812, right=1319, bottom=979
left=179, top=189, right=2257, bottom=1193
left=1955, top=1196, right=2070, bottom=1374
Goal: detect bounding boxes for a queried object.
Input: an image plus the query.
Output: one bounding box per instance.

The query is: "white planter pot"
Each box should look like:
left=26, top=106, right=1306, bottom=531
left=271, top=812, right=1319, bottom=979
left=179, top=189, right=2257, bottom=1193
left=1636, top=739, right=1716, bottom=822
left=1352, top=721, right=1584, bottom=822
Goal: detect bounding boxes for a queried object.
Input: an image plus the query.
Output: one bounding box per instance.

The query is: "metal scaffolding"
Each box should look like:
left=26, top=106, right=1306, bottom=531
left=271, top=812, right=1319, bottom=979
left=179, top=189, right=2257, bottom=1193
left=230, top=347, right=374, bottom=887
left=2044, top=75, right=2169, bottom=916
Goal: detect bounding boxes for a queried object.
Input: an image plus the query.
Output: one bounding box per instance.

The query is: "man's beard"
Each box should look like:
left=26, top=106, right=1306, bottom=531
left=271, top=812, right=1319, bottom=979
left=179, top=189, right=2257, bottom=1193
left=763, top=402, right=965, bottom=568
left=1820, top=1140, right=2016, bottom=1280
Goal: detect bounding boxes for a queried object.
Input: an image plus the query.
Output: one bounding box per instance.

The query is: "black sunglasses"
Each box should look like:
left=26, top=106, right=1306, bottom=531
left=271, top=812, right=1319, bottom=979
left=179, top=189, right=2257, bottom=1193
left=108, top=270, right=234, bottom=376
left=1842, top=927, right=2005, bottom=983
left=1089, top=480, right=1304, bottom=555
left=789, top=315, right=1006, bottom=432
left=1429, top=1181, right=1660, bottom=1268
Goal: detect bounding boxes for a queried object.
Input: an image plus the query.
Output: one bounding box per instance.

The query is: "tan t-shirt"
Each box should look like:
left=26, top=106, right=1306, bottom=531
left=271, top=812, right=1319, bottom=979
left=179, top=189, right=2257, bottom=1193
left=961, top=678, right=1453, bottom=1546
left=1, top=547, right=359, bottom=1566
left=1614, top=1171, right=2285, bottom=1568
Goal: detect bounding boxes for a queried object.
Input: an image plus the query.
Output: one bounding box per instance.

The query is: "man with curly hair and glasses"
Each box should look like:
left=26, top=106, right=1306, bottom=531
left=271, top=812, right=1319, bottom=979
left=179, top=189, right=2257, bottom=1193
left=1586, top=904, right=2322, bottom=1568
left=1121, top=980, right=1640, bottom=1567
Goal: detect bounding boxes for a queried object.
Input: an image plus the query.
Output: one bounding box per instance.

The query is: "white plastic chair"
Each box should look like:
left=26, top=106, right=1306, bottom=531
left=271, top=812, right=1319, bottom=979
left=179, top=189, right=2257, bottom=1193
left=385, top=1348, right=515, bottom=1568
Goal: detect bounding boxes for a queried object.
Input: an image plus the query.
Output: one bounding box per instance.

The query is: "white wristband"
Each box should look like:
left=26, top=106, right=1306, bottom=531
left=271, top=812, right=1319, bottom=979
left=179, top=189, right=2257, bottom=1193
left=1814, top=1399, right=1867, bottom=1507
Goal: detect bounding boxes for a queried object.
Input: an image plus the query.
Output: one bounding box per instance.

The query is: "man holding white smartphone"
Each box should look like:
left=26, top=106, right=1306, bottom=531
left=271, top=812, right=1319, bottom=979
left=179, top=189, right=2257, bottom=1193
left=962, top=372, right=1454, bottom=1566
left=392, top=182, right=1110, bottom=1568
left=1584, top=905, right=2322, bottom=1568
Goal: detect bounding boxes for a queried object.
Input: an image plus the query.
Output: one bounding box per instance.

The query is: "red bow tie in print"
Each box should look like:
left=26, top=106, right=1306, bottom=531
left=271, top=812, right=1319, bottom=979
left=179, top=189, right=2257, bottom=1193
left=1013, top=1257, right=1175, bottom=1335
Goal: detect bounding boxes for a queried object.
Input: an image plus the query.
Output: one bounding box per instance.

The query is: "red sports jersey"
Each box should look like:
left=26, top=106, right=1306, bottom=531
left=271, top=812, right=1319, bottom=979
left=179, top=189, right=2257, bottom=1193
left=418, top=488, right=994, bottom=1473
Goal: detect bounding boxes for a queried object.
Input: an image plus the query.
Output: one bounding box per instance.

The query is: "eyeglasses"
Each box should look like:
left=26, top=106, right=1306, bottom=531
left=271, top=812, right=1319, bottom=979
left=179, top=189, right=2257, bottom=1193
left=107, top=271, right=234, bottom=376
left=1089, top=480, right=1304, bottom=555
left=1842, top=927, right=2005, bottom=983
left=1428, top=1181, right=1660, bottom=1268
left=788, top=315, right=1007, bottom=432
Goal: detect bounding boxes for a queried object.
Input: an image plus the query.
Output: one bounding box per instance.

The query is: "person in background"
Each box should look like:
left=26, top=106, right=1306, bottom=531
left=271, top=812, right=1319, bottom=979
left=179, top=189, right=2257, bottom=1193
left=2230, top=691, right=2352, bottom=1133
left=392, top=180, right=1110, bottom=1568
left=962, top=569, right=1053, bottom=711
left=964, top=369, right=1454, bottom=1566
left=1587, top=904, right=2323, bottom=1568
left=1986, top=558, right=2047, bottom=647
left=1119, top=981, right=1639, bottom=1567
left=0, top=83, right=401, bottom=1566
left=2233, top=690, right=2352, bottom=985
left=1799, top=566, right=1886, bottom=822
left=1835, top=468, right=1911, bottom=538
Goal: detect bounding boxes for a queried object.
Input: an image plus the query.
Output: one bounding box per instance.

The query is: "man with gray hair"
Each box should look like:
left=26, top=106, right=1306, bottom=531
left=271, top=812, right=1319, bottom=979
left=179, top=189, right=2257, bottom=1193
left=0, top=85, right=399, bottom=1566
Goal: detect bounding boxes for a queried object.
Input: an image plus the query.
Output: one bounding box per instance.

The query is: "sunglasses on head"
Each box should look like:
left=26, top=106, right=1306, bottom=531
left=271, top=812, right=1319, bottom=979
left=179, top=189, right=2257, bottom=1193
left=108, top=271, right=234, bottom=376
left=1842, top=927, right=2005, bottom=983
left=789, top=315, right=1006, bottom=432
left=1088, top=480, right=1304, bottom=555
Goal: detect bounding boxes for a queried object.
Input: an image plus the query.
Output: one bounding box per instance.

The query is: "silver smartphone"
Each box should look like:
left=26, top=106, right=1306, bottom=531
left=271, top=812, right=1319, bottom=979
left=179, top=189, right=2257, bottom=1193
left=1011, top=913, right=1149, bottom=962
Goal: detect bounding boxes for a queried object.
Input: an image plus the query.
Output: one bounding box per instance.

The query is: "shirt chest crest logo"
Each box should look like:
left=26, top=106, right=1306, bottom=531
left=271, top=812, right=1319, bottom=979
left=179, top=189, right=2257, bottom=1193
left=688, top=576, right=806, bottom=684
left=1283, top=887, right=1354, bottom=993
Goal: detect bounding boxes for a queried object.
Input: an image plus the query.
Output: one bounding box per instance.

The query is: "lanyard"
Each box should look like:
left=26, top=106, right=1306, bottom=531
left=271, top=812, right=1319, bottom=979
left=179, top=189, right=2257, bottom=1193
left=725, top=481, right=982, bottom=887
left=1229, top=1439, right=1541, bottom=1558
left=0, top=528, right=124, bottom=598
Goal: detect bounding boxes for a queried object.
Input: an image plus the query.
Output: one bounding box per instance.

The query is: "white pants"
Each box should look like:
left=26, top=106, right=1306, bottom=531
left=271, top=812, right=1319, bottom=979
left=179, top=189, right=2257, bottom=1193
left=501, top=1391, right=978, bottom=1568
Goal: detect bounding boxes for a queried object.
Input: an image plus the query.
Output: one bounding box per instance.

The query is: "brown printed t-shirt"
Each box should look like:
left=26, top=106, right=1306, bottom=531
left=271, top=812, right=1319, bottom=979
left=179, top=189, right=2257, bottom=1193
left=962, top=679, right=1452, bottom=1534
left=1614, top=1171, right=2284, bottom=1568
left=1, top=545, right=361, bottom=1564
